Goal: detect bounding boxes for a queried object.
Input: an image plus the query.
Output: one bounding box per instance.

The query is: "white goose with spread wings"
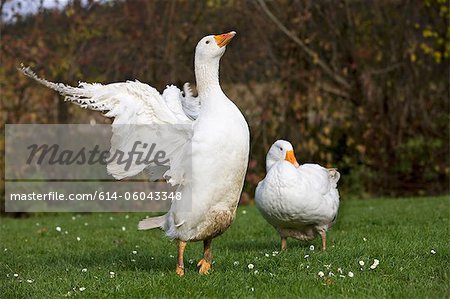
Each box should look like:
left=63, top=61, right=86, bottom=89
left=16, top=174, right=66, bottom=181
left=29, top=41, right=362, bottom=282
left=255, top=140, right=340, bottom=251
left=20, top=31, right=250, bottom=276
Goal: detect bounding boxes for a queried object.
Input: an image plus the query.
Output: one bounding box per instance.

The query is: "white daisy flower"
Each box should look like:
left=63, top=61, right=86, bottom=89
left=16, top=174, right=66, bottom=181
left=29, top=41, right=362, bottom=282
left=79, top=287, right=86, bottom=292
left=56, top=226, right=62, bottom=232
left=247, top=263, right=254, bottom=270
left=13, top=274, right=19, bottom=278
left=431, top=249, right=436, bottom=254
left=359, top=260, right=364, bottom=266
left=265, top=253, right=269, bottom=257
left=81, top=268, right=87, bottom=273
left=309, top=245, right=315, bottom=251
left=304, top=254, right=310, bottom=259
left=121, top=227, right=126, bottom=231
left=318, top=271, right=325, bottom=278
left=132, top=250, right=137, bottom=255
left=109, top=271, right=115, bottom=278
left=370, top=259, right=380, bottom=269
left=26, top=279, right=34, bottom=283
left=76, top=237, right=81, bottom=241
left=348, top=271, right=354, bottom=278
left=363, top=237, right=367, bottom=242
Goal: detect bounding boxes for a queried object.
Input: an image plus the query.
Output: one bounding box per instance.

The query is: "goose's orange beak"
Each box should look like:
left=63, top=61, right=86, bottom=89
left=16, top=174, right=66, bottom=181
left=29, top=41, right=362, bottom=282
left=214, top=31, right=236, bottom=48
left=285, top=150, right=300, bottom=168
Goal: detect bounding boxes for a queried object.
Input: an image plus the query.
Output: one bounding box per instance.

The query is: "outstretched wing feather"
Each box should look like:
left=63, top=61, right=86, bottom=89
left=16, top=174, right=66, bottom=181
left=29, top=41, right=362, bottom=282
left=19, top=66, right=194, bottom=185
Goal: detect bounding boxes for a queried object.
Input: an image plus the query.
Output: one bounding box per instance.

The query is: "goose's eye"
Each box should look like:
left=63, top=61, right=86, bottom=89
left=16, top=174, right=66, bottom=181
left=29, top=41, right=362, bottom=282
left=279, top=147, right=283, bottom=151
left=205, top=40, right=210, bottom=44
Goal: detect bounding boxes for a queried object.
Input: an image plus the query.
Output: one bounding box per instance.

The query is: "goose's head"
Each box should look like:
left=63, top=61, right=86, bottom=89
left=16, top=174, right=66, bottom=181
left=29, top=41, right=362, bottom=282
left=195, top=31, right=236, bottom=62
left=194, top=31, right=236, bottom=95
left=266, top=140, right=300, bottom=171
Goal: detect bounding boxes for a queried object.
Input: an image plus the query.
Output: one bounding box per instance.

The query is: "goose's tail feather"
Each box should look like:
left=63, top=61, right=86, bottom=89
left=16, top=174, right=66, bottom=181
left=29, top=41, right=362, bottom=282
left=327, top=168, right=340, bottom=185
left=138, top=215, right=166, bottom=230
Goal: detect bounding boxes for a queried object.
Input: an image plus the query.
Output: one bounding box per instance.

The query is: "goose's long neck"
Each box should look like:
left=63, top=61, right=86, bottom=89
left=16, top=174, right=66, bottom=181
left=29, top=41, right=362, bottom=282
left=266, top=157, right=277, bottom=172
left=195, top=58, right=222, bottom=99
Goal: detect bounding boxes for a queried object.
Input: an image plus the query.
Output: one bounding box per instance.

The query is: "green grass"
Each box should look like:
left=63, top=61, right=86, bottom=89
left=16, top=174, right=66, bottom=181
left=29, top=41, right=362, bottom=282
left=0, top=196, right=449, bottom=298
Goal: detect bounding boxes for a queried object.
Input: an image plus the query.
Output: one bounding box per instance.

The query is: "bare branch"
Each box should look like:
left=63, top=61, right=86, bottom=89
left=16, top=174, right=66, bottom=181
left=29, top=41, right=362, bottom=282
left=319, top=82, right=350, bottom=99
left=369, top=63, right=403, bottom=75
left=256, top=0, right=351, bottom=90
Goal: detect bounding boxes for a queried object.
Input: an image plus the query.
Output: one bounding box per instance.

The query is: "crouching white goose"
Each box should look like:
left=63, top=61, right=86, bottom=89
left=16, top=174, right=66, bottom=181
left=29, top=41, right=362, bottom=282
left=20, top=31, right=250, bottom=276
left=255, top=140, right=340, bottom=251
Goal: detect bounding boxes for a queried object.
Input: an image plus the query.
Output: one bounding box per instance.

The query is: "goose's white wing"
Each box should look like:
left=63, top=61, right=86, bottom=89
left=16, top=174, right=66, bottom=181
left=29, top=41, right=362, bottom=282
left=20, top=66, right=194, bottom=185
left=297, top=164, right=340, bottom=197
left=181, top=83, right=200, bottom=120
left=296, top=163, right=340, bottom=224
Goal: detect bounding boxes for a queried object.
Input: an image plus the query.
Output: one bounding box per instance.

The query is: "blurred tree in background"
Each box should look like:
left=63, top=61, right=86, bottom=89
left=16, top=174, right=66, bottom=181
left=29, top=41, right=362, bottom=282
left=1, top=0, right=448, bottom=201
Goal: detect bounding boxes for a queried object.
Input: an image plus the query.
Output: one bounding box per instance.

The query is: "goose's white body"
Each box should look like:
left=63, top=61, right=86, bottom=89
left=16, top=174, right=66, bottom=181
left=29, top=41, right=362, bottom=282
left=255, top=140, right=339, bottom=249
left=165, top=88, right=249, bottom=241
left=21, top=31, right=249, bottom=274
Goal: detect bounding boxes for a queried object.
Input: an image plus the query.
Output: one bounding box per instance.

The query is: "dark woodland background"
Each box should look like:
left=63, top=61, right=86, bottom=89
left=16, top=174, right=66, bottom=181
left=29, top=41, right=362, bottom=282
left=1, top=0, right=449, bottom=202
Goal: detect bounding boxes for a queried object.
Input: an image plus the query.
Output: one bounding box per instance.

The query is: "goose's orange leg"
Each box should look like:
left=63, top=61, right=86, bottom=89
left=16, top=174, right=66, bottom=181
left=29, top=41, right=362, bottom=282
left=281, top=236, right=287, bottom=251
left=197, top=239, right=212, bottom=274
left=176, top=240, right=186, bottom=276
left=320, top=231, right=327, bottom=251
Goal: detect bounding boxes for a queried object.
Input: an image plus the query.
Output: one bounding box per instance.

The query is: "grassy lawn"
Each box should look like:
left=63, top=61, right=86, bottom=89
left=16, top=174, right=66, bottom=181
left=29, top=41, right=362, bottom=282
left=0, top=196, right=448, bottom=298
